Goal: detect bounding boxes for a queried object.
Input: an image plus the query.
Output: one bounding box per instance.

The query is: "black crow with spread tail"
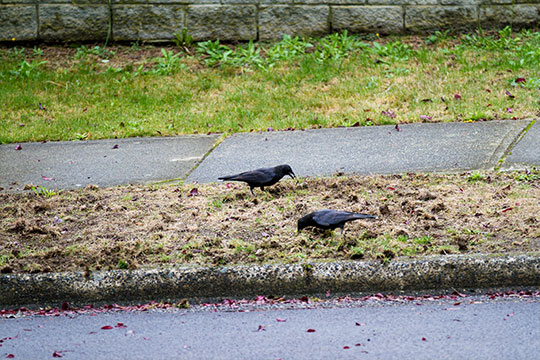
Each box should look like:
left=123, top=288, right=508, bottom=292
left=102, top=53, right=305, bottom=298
left=298, top=209, right=377, bottom=234
left=218, top=164, right=296, bottom=195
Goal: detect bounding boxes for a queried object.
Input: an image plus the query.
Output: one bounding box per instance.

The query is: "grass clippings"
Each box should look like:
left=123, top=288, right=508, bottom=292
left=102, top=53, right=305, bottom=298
left=0, top=171, right=539, bottom=274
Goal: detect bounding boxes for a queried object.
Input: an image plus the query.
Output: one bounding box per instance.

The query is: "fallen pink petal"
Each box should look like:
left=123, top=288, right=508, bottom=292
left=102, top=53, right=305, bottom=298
left=276, top=318, right=287, bottom=322
left=101, top=325, right=113, bottom=330
left=515, top=77, right=526, bottom=83
left=343, top=346, right=350, bottom=349
left=381, top=110, right=396, bottom=119
left=41, top=175, right=55, bottom=181
left=188, top=188, right=199, bottom=197
left=15, top=144, right=22, bottom=150
left=420, top=115, right=432, bottom=121
left=454, top=93, right=461, bottom=100
left=307, top=329, right=316, bottom=333
left=52, top=351, right=63, bottom=358
left=505, top=91, right=515, bottom=99
left=395, top=124, right=402, bottom=132
left=112, top=144, right=119, bottom=149
left=506, top=108, right=513, bottom=113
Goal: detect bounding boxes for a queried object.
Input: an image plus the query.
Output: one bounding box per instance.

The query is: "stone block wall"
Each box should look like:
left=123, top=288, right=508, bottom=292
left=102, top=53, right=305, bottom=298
left=1, top=0, right=539, bottom=42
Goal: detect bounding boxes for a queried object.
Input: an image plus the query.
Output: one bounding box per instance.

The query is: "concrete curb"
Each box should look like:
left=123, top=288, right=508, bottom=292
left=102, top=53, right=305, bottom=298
left=2, top=254, right=540, bottom=307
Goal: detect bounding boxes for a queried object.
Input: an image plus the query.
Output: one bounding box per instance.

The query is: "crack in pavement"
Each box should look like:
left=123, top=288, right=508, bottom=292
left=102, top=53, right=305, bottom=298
left=493, top=119, right=537, bottom=171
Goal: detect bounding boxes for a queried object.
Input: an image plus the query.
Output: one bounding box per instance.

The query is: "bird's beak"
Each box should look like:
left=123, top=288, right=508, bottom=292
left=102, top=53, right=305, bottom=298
left=290, top=171, right=299, bottom=184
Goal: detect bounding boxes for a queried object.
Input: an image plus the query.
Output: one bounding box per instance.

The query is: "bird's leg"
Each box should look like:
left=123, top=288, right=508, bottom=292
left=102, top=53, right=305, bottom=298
left=340, top=226, right=345, bottom=235
left=250, top=186, right=255, bottom=196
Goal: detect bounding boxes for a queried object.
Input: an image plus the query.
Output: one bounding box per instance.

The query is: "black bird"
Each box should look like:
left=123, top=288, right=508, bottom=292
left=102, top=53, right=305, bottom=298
left=218, top=164, right=296, bottom=195
left=297, top=209, right=377, bottom=234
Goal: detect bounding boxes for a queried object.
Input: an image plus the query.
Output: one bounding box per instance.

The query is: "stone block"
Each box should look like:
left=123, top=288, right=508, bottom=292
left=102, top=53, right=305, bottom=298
left=37, top=0, right=109, bottom=4
left=300, top=0, right=366, bottom=5
left=0, top=5, right=37, bottom=40
left=479, top=5, right=540, bottom=28
left=259, top=5, right=330, bottom=41
left=490, top=0, right=534, bottom=4
left=113, top=5, right=184, bottom=41
left=440, top=0, right=486, bottom=5
left=332, top=6, right=404, bottom=34
left=405, top=6, right=478, bottom=31
left=260, top=0, right=294, bottom=4
left=39, top=4, right=109, bottom=41
left=369, top=0, right=437, bottom=5
left=112, top=0, right=216, bottom=4
left=0, top=0, right=35, bottom=3
left=186, top=5, right=257, bottom=41
left=221, top=0, right=262, bottom=4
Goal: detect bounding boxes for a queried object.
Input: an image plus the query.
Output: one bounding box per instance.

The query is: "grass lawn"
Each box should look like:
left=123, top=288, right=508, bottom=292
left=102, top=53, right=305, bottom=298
left=1, top=27, right=539, bottom=144
left=0, top=171, right=539, bottom=274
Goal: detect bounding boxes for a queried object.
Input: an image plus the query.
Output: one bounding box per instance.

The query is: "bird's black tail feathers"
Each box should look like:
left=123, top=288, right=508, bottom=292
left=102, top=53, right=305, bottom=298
left=352, top=213, right=378, bottom=220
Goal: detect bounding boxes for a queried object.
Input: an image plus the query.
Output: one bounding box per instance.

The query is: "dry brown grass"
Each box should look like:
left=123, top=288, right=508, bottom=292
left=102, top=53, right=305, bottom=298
left=0, top=171, right=539, bottom=274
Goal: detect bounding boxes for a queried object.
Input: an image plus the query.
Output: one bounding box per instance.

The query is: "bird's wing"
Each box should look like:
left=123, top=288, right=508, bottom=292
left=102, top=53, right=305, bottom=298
left=312, top=210, right=339, bottom=226
left=314, top=210, right=366, bottom=226
left=221, top=169, right=274, bottom=184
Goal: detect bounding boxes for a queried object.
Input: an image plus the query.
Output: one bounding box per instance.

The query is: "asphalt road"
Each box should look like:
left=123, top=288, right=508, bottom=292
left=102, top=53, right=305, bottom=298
left=1, top=295, right=538, bottom=359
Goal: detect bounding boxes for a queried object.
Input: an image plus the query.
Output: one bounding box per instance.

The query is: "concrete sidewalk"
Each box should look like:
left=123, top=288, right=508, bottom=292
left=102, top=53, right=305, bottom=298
left=0, top=135, right=219, bottom=191
left=0, top=119, right=538, bottom=192
left=189, top=119, right=535, bottom=183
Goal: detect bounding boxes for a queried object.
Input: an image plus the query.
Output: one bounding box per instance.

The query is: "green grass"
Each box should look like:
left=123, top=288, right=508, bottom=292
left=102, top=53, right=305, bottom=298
left=1, top=27, right=540, bottom=144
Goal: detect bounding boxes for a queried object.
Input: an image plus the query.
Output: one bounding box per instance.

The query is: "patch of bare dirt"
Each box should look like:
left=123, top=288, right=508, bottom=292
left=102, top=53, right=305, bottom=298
left=0, top=44, right=180, bottom=72
left=0, top=171, right=539, bottom=274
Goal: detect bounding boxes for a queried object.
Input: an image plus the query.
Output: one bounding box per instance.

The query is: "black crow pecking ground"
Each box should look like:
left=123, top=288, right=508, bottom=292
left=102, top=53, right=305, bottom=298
left=218, top=164, right=296, bottom=195
left=297, top=209, right=377, bottom=234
